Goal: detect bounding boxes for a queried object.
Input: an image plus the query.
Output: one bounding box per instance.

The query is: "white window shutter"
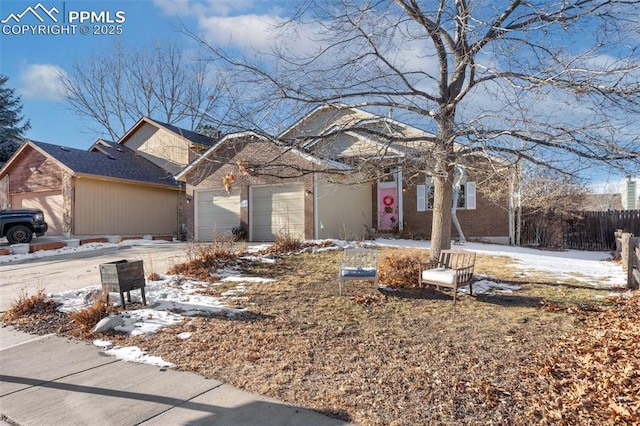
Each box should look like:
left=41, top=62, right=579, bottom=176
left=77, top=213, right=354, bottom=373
left=417, top=185, right=426, bottom=212
left=466, top=181, right=476, bottom=210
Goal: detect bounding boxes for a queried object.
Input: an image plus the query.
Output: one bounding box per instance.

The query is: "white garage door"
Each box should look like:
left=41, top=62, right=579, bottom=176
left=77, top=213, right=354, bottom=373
left=251, top=184, right=305, bottom=241
left=11, top=191, right=64, bottom=235
left=195, top=189, right=241, bottom=241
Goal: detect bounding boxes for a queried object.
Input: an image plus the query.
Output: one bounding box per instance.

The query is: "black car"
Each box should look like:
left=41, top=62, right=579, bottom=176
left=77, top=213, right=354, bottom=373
left=0, top=208, right=49, bottom=244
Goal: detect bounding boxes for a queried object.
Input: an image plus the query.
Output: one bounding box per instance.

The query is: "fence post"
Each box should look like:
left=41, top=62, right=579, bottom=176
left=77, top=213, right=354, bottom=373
left=615, top=229, right=623, bottom=255
left=621, top=233, right=631, bottom=272
left=628, top=237, right=640, bottom=290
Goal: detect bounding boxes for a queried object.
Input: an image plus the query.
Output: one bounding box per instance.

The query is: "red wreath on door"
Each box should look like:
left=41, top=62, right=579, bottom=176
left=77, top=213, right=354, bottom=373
left=383, top=195, right=395, bottom=206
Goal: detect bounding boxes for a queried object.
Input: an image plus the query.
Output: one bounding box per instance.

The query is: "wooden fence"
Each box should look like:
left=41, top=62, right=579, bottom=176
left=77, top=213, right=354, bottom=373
left=521, top=210, right=640, bottom=251
left=615, top=231, right=640, bottom=290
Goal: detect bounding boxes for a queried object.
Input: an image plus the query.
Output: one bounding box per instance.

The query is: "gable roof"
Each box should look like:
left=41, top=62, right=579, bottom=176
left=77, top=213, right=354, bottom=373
left=118, top=117, right=218, bottom=148
left=27, top=140, right=179, bottom=188
left=278, top=104, right=437, bottom=161
left=175, top=131, right=350, bottom=180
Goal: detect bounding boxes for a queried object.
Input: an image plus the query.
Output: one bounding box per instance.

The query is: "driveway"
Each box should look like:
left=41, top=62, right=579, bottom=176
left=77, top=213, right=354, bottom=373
left=0, top=241, right=189, bottom=312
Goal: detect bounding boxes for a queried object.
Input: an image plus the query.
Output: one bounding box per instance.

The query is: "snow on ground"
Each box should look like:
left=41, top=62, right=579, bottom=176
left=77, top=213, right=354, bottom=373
left=0, top=238, right=171, bottom=264
left=4, top=237, right=629, bottom=367
left=373, top=238, right=626, bottom=289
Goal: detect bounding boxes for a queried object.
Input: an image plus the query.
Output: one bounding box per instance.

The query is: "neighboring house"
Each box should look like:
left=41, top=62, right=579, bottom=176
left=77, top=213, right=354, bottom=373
left=0, top=117, right=220, bottom=239
left=580, top=193, right=624, bottom=211
left=0, top=139, right=182, bottom=237
left=118, top=117, right=218, bottom=175
left=180, top=105, right=511, bottom=243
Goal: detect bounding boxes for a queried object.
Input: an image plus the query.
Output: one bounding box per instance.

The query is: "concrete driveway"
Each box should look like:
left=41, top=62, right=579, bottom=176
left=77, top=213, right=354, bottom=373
left=0, top=240, right=189, bottom=312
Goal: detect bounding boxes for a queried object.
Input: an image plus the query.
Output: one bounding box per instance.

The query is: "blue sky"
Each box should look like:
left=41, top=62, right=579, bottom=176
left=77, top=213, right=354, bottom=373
left=0, top=0, right=636, bottom=190
left=0, top=0, right=284, bottom=149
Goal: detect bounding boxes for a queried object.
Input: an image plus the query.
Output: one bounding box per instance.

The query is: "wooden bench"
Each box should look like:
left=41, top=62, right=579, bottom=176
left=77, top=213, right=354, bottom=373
left=338, top=248, right=379, bottom=295
left=419, top=249, right=476, bottom=304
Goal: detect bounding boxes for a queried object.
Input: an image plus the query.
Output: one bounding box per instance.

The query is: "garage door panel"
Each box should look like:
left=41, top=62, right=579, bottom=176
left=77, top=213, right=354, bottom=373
left=196, top=189, right=240, bottom=241
left=251, top=185, right=304, bottom=241
left=11, top=191, right=63, bottom=235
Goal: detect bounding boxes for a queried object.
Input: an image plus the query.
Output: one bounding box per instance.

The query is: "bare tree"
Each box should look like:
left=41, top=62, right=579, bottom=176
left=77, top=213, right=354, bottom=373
left=190, top=0, right=640, bottom=259
left=61, top=39, right=227, bottom=141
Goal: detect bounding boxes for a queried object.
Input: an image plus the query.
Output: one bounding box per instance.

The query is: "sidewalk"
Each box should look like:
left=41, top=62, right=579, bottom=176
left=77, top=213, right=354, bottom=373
left=0, top=327, right=349, bottom=426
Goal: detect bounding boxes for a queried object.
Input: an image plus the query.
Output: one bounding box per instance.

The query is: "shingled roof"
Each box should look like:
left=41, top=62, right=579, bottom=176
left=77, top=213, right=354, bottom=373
left=31, top=140, right=180, bottom=188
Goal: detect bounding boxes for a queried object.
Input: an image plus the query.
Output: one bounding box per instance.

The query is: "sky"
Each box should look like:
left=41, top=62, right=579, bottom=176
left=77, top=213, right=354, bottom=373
left=0, top=237, right=628, bottom=366
left=0, top=0, right=277, bottom=148
left=0, top=0, right=636, bottom=191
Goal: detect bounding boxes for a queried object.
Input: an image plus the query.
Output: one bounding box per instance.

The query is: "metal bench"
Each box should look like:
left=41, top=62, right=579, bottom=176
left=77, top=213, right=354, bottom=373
left=338, top=248, right=379, bottom=295
left=419, top=249, right=476, bottom=304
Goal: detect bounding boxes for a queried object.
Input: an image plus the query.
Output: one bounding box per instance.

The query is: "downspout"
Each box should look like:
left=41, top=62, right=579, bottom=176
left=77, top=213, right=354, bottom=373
left=451, top=166, right=466, bottom=245
left=397, top=165, right=403, bottom=232
left=508, top=166, right=515, bottom=245
left=313, top=173, right=319, bottom=240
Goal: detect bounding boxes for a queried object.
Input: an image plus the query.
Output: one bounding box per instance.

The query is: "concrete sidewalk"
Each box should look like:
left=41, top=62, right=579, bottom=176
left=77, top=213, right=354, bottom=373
left=0, top=327, right=349, bottom=426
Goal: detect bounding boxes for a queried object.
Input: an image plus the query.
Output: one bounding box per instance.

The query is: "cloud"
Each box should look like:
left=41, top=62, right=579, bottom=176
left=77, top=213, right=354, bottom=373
left=19, top=64, right=67, bottom=100
left=152, top=0, right=256, bottom=17
left=197, top=14, right=287, bottom=50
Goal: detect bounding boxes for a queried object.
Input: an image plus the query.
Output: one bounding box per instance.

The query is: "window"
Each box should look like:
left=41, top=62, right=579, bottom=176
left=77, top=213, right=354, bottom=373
left=380, top=167, right=397, bottom=183
left=417, top=178, right=476, bottom=211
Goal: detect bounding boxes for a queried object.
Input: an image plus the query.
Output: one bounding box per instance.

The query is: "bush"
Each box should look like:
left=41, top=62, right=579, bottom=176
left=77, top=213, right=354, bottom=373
left=4, top=289, right=58, bottom=320
left=378, top=248, right=431, bottom=288
left=270, top=231, right=303, bottom=254
left=70, top=300, right=114, bottom=334
left=168, top=240, right=239, bottom=282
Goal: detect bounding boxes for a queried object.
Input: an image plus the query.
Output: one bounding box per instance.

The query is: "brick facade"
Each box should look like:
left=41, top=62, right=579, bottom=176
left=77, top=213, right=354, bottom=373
left=401, top=184, right=509, bottom=240
left=6, top=148, right=64, bottom=195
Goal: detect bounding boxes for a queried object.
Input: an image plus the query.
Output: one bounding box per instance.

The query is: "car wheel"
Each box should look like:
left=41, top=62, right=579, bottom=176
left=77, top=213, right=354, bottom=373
left=6, top=225, right=33, bottom=244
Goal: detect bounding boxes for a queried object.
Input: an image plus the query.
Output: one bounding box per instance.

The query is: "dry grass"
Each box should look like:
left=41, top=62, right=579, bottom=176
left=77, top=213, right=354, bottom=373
left=3, top=288, right=58, bottom=320
left=69, top=299, right=115, bottom=336
left=378, top=248, right=431, bottom=287
left=167, top=240, right=241, bottom=282
left=3, top=246, right=638, bottom=425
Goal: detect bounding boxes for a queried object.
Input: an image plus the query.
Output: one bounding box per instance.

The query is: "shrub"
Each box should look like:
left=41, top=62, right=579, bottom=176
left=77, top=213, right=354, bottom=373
left=4, top=289, right=58, bottom=320
left=378, top=248, right=431, bottom=288
left=168, top=240, right=239, bottom=282
left=270, top=231, right=303, bottom=254
left=70, top=300, right=114, bottom=334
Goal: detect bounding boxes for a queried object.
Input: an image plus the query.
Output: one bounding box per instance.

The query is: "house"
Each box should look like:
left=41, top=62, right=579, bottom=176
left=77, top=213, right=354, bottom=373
left=176, top=132, right=372, bottom=241
left=0, top=139, right=183, bottom=237
left=180, top=105, right=511, bottom=243
left=117, top=117, right=217, bottom=175
left=1, top=107, right=510, bottom=243
left=0, top=118, right=221, bottom=238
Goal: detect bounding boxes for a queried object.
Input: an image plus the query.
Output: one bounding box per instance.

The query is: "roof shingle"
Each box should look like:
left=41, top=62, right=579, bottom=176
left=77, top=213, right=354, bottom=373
left=32, top=140, right=179, bottom=188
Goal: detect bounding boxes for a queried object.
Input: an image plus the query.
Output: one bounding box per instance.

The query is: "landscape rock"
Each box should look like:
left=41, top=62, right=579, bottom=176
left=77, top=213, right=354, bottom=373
left=93, top=315, right=125, bottom=333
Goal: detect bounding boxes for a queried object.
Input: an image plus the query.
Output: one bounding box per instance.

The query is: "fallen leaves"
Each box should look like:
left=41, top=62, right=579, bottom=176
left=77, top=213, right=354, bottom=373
left=519, top=295, right=640, bottom=424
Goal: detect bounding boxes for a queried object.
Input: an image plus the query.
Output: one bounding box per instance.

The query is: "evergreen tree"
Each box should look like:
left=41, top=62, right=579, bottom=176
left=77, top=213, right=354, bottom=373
left=0, top=75, right=30, bottom=163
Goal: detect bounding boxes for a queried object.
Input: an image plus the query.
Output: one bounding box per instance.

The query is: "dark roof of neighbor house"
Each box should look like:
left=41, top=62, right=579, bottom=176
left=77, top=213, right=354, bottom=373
left=31, top=140, right=180, bottom=188
left=145, top=118, right=218, bottom=147
left=580, top=193, right=624, bottom=211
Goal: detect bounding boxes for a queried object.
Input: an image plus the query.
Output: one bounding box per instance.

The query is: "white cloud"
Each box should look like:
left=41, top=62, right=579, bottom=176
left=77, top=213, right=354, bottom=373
left=152, top=0, right=256, bottom=17
left=19, top=64, right=67, bottom=100
left=197, top=14, right=287, bottom=51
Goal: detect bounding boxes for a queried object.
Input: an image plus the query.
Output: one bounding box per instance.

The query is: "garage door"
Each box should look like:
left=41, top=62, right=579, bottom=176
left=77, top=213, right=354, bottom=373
left=11, top=191, right=64, bottom=235
left=251, top=184, right=304, bottom=241
left=195, top=189, right=241, bottom=241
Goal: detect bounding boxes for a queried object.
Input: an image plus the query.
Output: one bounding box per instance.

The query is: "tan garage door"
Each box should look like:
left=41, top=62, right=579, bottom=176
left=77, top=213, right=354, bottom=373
left=11, top=191, right=64, bottom=235
left=195, top=189, right=241, bottom=241
left=250, top=184, right=304, bottom=241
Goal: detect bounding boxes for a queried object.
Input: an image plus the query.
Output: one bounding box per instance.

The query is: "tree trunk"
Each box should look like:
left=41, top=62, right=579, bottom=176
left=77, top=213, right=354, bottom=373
left=430, top=167, right=454, bottom=261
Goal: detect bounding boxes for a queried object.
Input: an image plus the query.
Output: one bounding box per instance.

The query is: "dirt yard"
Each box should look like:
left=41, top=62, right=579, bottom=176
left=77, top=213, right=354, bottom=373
left=3, top=247, right=639, bottom=425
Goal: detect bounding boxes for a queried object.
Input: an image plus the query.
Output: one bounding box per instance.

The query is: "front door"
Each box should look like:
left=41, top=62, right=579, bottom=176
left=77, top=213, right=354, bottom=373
left=378, top=186, right=398, bottom=231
